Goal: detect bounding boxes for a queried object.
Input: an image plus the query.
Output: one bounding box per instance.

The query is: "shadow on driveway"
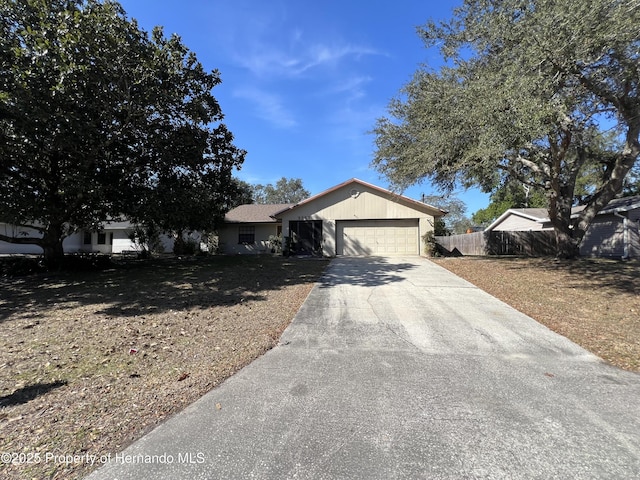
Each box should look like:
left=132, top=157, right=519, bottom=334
left=318, top=256, right=417, bottom=287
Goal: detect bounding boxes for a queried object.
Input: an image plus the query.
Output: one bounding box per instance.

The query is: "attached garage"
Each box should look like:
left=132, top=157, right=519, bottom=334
left=274, top=179, right=445, bottom=257
left=337, top=219, right=419, bottom=256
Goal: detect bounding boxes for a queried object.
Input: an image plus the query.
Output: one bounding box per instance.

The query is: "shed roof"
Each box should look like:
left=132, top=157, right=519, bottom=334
left=224, top=204, right=294, bottom=223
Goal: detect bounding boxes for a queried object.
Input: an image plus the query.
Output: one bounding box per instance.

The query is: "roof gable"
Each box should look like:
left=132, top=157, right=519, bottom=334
left=273, top=178, right=445, bottom=218
left=485, top=208, right=549, bottom=231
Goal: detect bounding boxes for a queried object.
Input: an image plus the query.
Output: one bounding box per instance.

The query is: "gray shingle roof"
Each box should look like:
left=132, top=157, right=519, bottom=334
left=224, top=204, right=294, bottom=223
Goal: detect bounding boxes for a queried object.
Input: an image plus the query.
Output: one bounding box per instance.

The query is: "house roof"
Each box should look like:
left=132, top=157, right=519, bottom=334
left=485, top=208, right=550, bottom=232
left=598, top=195, right=640, bottom=214
left=224, top=204, right=294, bottom=223
left=272, top=178, right=446, bottom=218
left=486, top=195, right=640, bottom=231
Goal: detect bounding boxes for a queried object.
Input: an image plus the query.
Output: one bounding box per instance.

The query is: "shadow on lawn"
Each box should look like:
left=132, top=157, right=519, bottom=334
left=0, top=380, right=68, bottom=407
left=499, top=257, right=639, bottom=295
left=0, top=256, right=329, bottom=323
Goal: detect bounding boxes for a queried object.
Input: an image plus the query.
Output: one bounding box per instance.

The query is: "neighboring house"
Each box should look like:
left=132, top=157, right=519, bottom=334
left=219, top=204, right=293, bottom=255
left=485, top=208, right=552, bottom=232
left=485, top=195, right=640, bottom=259
left=218, top=178, right=445, bottom=257
left=0, top=221, right=178, bottom=255
left=579, top=196, right=640, bottom=259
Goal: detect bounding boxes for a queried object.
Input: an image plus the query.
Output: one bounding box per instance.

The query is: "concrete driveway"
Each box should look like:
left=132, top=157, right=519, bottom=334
left=87, top=257, right=640, bottom=479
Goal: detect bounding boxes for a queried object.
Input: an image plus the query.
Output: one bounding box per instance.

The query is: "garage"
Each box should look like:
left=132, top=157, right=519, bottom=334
left=337, top=219, right=419, bottom=256
left=274, top=179, right=444, bottom=257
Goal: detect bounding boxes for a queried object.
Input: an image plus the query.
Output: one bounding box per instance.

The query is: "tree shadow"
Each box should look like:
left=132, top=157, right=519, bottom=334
left=0, top=380, right=68, bottom=407
left=318, top=256, right=418, bottom=287
left=499, top=257, right=639, bottom=295
left=0, top=256, right=330, bottom=323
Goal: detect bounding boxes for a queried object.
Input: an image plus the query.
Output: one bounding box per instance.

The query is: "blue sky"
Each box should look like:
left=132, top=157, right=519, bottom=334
left=118, top=0, right=490, bottom=215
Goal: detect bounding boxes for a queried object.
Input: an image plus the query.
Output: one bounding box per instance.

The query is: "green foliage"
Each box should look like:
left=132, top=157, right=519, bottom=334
left=252, top=177, right=310, bottom=204
left=0, top=0, right=245, bottom=267
left=0, top=257, right=44, bottom=277
left=229, top=178, right=255, bottom=207
left=622, top=164, right=640, bottom=197
left=268, top=234, right=282, bottom=254
left=173, top=235, right=199, bottom=255
left=421, top=231, right=439, bottom=257
left=422, top=194, right=472, bottom=234
left=128, top=224, right=163, bottom=254
left=472, top=181, right=548, bottom=226
left=372, top=0, right=640, bottom=257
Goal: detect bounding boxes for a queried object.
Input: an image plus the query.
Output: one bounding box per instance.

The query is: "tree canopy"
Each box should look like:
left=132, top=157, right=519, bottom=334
left=422, top=194, right=472, bottom=235
left=252, top=177, right=310, bottom=204
left=472, top=180, right=548, bottom=226
left=372, top=0, right=640, bottom=257
left=0, top=0, right=245, bottom=266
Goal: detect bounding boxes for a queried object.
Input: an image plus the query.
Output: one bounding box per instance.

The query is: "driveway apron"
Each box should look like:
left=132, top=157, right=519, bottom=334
left=86, top=257, right=640, bottom=479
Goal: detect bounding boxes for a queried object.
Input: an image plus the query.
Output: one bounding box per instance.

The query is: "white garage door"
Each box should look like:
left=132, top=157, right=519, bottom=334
left=337, top=220, right=419, bottom=256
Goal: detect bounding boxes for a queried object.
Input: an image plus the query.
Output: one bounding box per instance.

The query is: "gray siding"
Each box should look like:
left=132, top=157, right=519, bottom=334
left=580, top=215, right=625, bottom=258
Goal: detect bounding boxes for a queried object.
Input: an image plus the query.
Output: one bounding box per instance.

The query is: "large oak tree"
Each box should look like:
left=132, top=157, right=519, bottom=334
left=252, top=177, right=310, bottom=204
left=372, top=0, right=640, bottom=257
left=0, top=0, right=245, bottom=267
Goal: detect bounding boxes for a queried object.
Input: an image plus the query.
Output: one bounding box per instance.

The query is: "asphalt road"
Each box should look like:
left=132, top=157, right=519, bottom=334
left=86, top=256, right=640, bottom=479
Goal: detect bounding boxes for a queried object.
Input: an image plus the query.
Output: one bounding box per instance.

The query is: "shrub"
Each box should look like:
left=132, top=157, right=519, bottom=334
left=422, top=231, right=440, bottom=257
left=0, top=257, right=45, bottom=277
left=268, top=234, right=282, bottom=254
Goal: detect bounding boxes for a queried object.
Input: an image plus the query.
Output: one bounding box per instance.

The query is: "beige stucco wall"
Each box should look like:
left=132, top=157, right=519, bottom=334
left=219, top=223, right=280, bottom=255
left=278, top=183, right=438, bottom=256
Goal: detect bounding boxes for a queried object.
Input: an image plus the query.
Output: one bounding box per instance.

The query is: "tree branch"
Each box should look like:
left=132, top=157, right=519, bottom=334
left=0, top=232, right=43, bottom=245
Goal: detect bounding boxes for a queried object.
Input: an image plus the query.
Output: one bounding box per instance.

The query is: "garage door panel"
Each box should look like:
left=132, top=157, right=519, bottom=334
left=337, top=220, right=419, bottom=256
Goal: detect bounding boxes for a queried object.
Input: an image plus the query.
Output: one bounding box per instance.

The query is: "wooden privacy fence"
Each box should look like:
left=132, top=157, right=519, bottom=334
left=435, top=231, right=557, bottom=256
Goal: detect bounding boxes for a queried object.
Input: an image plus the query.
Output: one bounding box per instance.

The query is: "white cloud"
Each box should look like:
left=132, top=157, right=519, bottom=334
left=325, top=75, right=372, bottom=101
left=237, top=42, right=380, bottom=78
left=233, top=87, right=297, bottom=129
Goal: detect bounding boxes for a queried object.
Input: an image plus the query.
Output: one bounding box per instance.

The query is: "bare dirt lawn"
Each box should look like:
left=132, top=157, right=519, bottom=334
left=0, top=255, right=328, bottom=480
left=433, top=257, right=640, bottom=372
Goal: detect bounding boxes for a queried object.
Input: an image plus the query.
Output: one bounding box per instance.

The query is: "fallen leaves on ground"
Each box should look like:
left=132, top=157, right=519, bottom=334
left=0, top=255, right=328, bottom=480
left=434, top=257, right=640, bottom=371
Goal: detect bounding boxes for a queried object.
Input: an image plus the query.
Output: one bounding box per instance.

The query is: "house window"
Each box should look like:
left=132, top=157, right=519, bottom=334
left=97, top=232, right=106, bottom=245
left=83, top=232, right=92, bottom=245
left=238, top=226, right=255, bottom=244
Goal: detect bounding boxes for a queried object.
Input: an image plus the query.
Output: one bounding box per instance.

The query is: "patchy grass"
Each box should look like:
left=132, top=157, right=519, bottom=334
left=0, top=255, right=328, bottom=480
left=434, top=257, right=640, bottom=372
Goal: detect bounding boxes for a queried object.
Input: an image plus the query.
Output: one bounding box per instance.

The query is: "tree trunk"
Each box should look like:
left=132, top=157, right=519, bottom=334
left=553, top=227, right=581, bottom=259
left=547, top=186, right=582, bottom=259
left=40, top=224, right=66, bottom=270
left=173, top=230, right=185, bottom=255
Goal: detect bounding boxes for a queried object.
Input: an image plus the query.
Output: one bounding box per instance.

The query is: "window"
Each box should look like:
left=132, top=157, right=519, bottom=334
left=83, top=232, right=92, bottom=245
left=238, top=226, right=255, bottom=244
left=97, top=232, right=106, bottom=245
